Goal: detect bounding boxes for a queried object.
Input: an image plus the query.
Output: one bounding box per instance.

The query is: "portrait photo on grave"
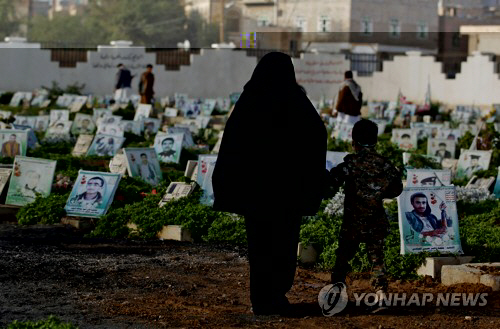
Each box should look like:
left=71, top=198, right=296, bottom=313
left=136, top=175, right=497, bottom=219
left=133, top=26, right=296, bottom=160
left=123, top=148, right=162, bottom=186
left=96, top=123, right=124, bottom=137
left=49, top=109, right=70, bottom=125
left=34, top=116, right=50, bottom=132
left=5, top=156, right=56, bottom=206
left=456, top=150, right=493, bottom=179
left=0, top=168, right=13, bottom=196
left=0, top=130, right=28, bottom=157
left=72, top=134, right=94, bottom=157
left=71, top=114, right=96, bottom=135
left=398, top=186, right=462, bottom=254
left=392, top=129, right=417, bottom=151
left=134, top=104, right=152, bottom=121
left=427, top=138, right=456, bottom=161
left=154, top=133, right=183, bottom=164
left=87, top=134, right=125, bottom=157
left=65, top=170, right=121, bottom=218
left=406, top=169, right=452, bottom=188
left=45, top=121, right=72, bottom=141
left=119, top=120, right=142, bottom=135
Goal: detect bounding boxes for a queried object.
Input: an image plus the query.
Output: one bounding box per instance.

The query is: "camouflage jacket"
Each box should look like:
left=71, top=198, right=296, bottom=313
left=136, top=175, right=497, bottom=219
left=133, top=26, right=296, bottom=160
left=329, top=147, right=403, bottom=230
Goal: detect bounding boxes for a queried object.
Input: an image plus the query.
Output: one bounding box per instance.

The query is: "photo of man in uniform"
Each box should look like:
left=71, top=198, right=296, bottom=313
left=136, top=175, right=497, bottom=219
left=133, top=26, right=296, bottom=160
left=420, top=176, right=437, bottom=186
left=405, top=192, right=452, bottom=235
left=69, top=176, right=105, bottom=209
left=435, top=142, right=452, bottom=160
left=158, top=137, right=177, bottom=162
left=465, top=155, right=484, bottom=177
left=1, top=134, right=21, bottom=157
left=77, top=118, right=93, bottom=134
left=399, top=133, right=413, bottom=150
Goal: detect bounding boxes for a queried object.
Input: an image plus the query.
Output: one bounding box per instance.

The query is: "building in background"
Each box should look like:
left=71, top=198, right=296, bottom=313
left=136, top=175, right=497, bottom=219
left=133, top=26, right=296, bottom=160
left=49, top=0, right=88, bottom=18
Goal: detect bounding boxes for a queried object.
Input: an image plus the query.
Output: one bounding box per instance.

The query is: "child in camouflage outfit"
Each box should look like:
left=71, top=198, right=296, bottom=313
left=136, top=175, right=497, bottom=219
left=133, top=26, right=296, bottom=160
left=329, top=119, right=403, bottom=294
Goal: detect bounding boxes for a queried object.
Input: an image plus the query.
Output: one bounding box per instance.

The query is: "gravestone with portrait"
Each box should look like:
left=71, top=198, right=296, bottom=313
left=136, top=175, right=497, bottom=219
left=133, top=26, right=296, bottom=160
left=123, top=148, right=162, bottom=186
left=0, top=130, right=28, bottom=157
left=427, top=138, right=456, bottom=161
left=87, top=134, right=125, bottom=157
left=398, top=186, right=462, bottom=255
left=65, top=170, right=121, bottom=218
left=392, top=129, right=418, bottom=151
left=5, top=156, right=56, bottom=206
left=456, top=150, right=493, bottom=179
left=154, top=132, right=183, bottom=164
left=406, top=169, right=452, bottom=188
left=71, top=114, right=96, bottom=135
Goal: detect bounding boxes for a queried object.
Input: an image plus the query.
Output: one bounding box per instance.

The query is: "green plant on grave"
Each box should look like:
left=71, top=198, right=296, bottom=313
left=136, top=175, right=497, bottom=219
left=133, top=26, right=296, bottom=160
left=16, top=193, right=69, bottom=225
left=204, top=214, right=247, bottom=246
left=460, top=206, right=500, bottom=262
left=7, top=315, right=79, bottom=329
left=407, top=153, right=441, bottom=169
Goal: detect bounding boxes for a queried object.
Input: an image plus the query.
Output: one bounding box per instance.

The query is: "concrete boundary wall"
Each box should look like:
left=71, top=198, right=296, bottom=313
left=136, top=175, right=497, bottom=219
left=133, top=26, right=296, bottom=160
left=1, top=41, right=500, bottom=105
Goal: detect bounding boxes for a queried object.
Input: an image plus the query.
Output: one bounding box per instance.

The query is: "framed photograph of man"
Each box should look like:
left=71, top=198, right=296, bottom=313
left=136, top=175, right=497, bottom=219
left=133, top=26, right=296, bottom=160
left=34, top=116, right=49, bottom=132
left=9, top=92, right=32, bottom=107
left=159, top=182, right=195, bottom=207
left=5, top=156, right=56, bottom=206
left=55, top=94, right=75, bottom=108
left=49, top=109, right=70, bottom=125
left=184, top=99, right=202, bottom=118
left=72, top=134, right=94, bottom=157
left=427, top=138, right=455, bottom=161
left=0, top=168, right=12, bottom=196
left=392, top=129, right=417, bottom=150
left=154, top=133, right=183, bottom=164
left=436, top=129, right=461, bottom=142
left=93, top=109, right=112, bottom=123
left=423, top=124, right=444, bottom=139
left=202, top=99, right=216, bottom=116
left=458, top=123, right=479, bottom=136
left=199, top=161, right=216, bottom=206
left=123, top=148, right=162, bottom=186
left=119, top=120, right=142, bottom=136
left=406, top=169, right=452, bottom=187
left=196, top=154, right=217, bottom=187
left=12, top=124, right=38, bottom=150
left=134, top=104, right=152, bottom=121
left=456, top=150, right=493, bottom=179
left=174, top=93, right=188, bottom=111
left=0, top=130, right=28, bottom=157
left=71, top=114, right=96, bottom=135
left=69, top=95, right=88, bottom=112
left=87, top=134, right=125, bottom=157
left=96, top=123, right=124, bottom=137
left=398, top=186, right=462, bottom=254
left=166, top=127, right=195, bottom=148
left=96, top=115, right=122, bottom=127
left=45, top=121, right=72, bottom=141
left=215, top=97, right=231, bottom=112
left=0, top=110, right=12, bottom=121
left=30, top=94, right=47, bottom=107
left=143, top=118, right=161, bottom=135
left=14, top=116, right=36, bottom=129
left=326, top=151, right=349, bottom=170
left=65, top=170, right=121, bottom=218
left=164, top=108, right=179, bottom=118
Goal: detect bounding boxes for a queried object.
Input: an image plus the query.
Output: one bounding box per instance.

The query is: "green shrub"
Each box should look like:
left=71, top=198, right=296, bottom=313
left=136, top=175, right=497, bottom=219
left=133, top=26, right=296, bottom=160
left=17, top=193, right=69, bottom=225
left=460, top=207, right=500, bottom=262
left=7, top=315, right=78, bottom=329
left=204, top=214, right=247, bottom=245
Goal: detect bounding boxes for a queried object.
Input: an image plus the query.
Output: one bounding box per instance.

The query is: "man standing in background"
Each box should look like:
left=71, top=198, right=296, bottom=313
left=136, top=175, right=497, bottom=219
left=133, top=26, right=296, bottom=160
left=115, top=63, right=133, bottom=104
left=139, top=64, right=155, bottom=105
left=334, top=71, right=363, bottom=124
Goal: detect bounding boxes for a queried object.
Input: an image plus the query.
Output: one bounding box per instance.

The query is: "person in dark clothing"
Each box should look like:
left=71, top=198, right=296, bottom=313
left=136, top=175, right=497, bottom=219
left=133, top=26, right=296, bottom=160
left=212, top=52, right=327, bottom=316
left=334, top=71, right=362, bottom=124
left=114, top=63, right=133, bottom=103
left=139, top=64, right=155, bottom=105
left=329, top=119, right=403, bottom=299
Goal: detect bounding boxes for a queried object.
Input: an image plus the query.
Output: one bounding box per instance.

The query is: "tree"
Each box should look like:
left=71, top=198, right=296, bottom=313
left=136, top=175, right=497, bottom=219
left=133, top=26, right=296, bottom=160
left=0, top=0, right=20, bottom=40
left=186, top=10, right=219, bottom=48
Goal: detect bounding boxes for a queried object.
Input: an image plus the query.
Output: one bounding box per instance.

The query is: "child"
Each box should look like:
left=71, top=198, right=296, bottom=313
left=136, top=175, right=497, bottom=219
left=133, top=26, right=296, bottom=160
left=329, top=119, right=403, bottom=297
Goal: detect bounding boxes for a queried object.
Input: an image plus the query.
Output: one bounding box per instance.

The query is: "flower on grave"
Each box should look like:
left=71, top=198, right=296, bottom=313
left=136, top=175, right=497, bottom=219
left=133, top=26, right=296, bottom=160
left=324, top=188, right=345, bottom=217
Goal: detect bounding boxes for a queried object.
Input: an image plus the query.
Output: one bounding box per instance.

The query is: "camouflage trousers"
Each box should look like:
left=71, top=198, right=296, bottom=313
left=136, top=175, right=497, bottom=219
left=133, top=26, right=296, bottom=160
left=330, top=221, right=388, bottom=292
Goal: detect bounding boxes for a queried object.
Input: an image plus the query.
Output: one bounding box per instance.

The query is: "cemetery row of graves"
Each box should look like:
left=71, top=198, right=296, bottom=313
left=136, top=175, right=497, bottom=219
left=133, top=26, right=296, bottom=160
left=0, top=87, right=499, bottom=281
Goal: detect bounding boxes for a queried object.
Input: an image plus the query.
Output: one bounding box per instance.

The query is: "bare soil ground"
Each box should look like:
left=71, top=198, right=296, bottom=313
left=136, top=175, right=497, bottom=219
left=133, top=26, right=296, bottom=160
left=1, top=223, right=499, bottom=329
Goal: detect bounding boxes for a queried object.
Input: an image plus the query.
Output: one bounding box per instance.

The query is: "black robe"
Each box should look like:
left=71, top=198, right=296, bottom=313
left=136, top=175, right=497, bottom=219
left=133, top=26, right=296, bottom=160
left=212, top=52, right=327, bottom=216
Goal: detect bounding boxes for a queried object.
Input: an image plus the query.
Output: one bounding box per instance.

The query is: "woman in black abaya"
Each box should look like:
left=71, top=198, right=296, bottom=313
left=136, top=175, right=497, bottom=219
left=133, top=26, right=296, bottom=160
left=212, top=52, right=327, bottom=315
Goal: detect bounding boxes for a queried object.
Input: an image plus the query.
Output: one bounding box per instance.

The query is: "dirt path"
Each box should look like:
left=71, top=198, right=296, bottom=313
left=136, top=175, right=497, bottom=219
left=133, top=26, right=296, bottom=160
left=0, top=223, right=499, bottom=328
